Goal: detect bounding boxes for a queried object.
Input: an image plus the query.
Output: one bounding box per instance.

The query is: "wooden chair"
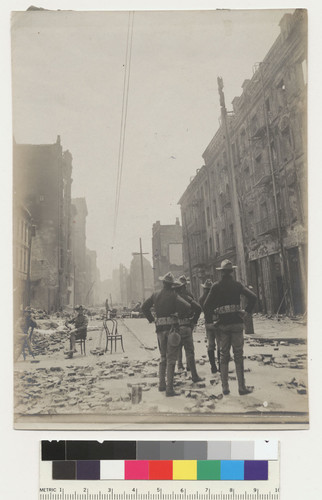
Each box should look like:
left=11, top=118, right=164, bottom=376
left=75, top=337, right=86, bottom=355
left=103, top=318, right=124, bottom=354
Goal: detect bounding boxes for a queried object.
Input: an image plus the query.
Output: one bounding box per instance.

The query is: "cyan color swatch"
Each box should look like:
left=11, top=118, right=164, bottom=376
left=220, top=460, right=244, bottom=480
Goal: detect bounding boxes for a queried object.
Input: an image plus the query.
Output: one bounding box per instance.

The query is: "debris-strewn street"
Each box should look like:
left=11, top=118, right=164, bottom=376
left=14, top=314, right=308, bottom=419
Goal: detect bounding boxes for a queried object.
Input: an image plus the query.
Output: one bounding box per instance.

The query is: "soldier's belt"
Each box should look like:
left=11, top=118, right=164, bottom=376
left=178, top=318, right=192, bottom=326
left=155, top=316, right=178, bottom=326
left=214, top=305, right=241, bottom=314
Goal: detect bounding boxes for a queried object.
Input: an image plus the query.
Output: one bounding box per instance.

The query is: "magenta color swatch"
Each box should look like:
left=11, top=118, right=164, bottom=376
left=124, top=460, right=149, bottom=480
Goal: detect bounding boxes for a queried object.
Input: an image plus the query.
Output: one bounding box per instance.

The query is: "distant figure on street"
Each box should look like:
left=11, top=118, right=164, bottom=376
left=199, top=279, right=220, bottom=374
left=105, top=298, right=110, bottom=318
left=142, top=272, right=191, bottom=397
left=14, top=307, right=37, bottom=361
left=65, top=305, right=88, bottom=359
left=175, top=276, right=204, bottom=383
left=204, top=260, right=257, bottom=396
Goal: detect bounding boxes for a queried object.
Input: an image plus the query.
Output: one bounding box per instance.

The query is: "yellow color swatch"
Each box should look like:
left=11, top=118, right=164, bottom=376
left=173, top=460, right=197, bottom=480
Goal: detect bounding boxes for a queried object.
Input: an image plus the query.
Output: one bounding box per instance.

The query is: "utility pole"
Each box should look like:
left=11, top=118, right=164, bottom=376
left=217, top=77, right=247, bottom=283
left=205, top=165, right=216, bottom=280
left=26, top=222, right=36, bottom=307
left=132, top=238, right=149, bottom=302
left=183, top=211, right=193, bottom=291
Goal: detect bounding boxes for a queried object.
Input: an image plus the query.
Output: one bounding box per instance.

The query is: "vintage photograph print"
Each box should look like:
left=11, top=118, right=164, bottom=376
left=12, top=8, right=308, bottom=428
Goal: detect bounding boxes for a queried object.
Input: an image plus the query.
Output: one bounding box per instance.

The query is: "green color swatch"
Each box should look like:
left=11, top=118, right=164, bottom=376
left=197, top=460, right=221, bottom=480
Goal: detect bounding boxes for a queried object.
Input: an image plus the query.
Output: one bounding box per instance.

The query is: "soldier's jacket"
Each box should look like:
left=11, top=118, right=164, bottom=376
left=142, top=288, right=192, bottom=333
left=68, top=313, right=88, bottom=333
left=177, top=287, right=202, bottom=325
left=203, top=274, right=257, bottom=325
left=199, top=290, right=214, bottom=324
left=16, top=315, right=37, bottom=335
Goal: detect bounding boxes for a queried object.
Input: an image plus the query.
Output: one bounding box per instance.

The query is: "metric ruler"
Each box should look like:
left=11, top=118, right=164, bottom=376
left=39, top=484, right=280, bottom=500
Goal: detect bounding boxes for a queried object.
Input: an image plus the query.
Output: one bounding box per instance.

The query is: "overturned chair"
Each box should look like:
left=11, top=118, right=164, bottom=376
left=103, top=318, right=124, bottom=354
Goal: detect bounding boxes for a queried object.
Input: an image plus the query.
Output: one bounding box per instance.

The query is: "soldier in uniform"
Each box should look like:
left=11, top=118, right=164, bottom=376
left=199, top=279, right=220, bottom=374
left=175, top=276, right=204, bottom=383
left=14, top=307, right=37, bottom=361
left=176, top=275, right=194, bottom=371
left=65, top=305, right=88, bottom=359
left=142, top=272, right=191, bottom=397
left=203, top=260, right=257, bottom=396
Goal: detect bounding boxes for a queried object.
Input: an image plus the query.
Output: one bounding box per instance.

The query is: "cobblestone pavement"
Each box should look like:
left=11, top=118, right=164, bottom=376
left=14, top=315, right=308, bottom=420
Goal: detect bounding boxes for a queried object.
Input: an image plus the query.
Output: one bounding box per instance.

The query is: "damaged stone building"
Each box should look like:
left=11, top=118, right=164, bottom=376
left=13, top=136, right=74, bottom=312
left=179, top=10, right=307, bottom=315
left=152, top=218, right=184, bottom=291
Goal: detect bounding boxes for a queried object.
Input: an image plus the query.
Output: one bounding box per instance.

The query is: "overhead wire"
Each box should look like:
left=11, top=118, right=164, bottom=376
left=112, top=11, right=135, bottom=244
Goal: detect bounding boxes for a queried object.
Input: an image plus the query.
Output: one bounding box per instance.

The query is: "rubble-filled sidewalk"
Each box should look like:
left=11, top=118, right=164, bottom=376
left=14, top=315, right=308, bottom=419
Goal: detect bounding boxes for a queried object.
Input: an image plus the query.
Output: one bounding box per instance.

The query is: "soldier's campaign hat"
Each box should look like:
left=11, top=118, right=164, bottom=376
left=75, top=304, right=84, bottom=310
left=159, top=272, right=176, bottom=283
left=178, top=275, right=190, bottom=285
left=201, top=279, right=213, bottom=289
left=216, top=259, right=237, bottom=271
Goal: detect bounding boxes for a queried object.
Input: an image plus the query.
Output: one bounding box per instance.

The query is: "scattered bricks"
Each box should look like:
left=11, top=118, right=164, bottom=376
left=197, top=383, right=206, bottom=389
left=206, top=403, right=216, bottom=410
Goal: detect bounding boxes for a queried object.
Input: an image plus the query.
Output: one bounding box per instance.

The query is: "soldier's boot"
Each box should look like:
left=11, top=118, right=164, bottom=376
left=220, top=363, right=230, bottom=395
left=166, top=364, right=180, bottom=397
left=235, top=360, right=253, bottom=395
left=188, top=355, right=205, bottom=383
left=159, top=361, right=166, bottom=392
left=207, top=350, right=218, bottom=374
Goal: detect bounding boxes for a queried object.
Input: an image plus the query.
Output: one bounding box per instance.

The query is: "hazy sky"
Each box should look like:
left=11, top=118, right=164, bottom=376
left=11, top=9, right=293, bottom=279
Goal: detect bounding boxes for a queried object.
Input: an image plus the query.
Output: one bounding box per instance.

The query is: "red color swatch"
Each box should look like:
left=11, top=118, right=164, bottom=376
left=149, top=460, right=173, bottom=480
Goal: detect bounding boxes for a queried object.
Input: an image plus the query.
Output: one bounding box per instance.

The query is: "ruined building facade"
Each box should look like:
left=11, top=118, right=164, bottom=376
left=13, top=136, right=73, bottom=312
left=179, top=10, right=307, bottom=315
left=152, top=218, right=184, bottom=291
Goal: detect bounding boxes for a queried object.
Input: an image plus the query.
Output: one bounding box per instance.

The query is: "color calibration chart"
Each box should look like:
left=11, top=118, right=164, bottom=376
left=39, top=440, right=280, bottom=500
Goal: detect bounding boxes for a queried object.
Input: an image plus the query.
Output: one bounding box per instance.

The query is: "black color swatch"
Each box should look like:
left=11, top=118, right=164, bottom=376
left=42, top=441, right=66, bottom=461
left=66, top=441, right=136, bottom=460
left=52, top=461, right=76, bottom=480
